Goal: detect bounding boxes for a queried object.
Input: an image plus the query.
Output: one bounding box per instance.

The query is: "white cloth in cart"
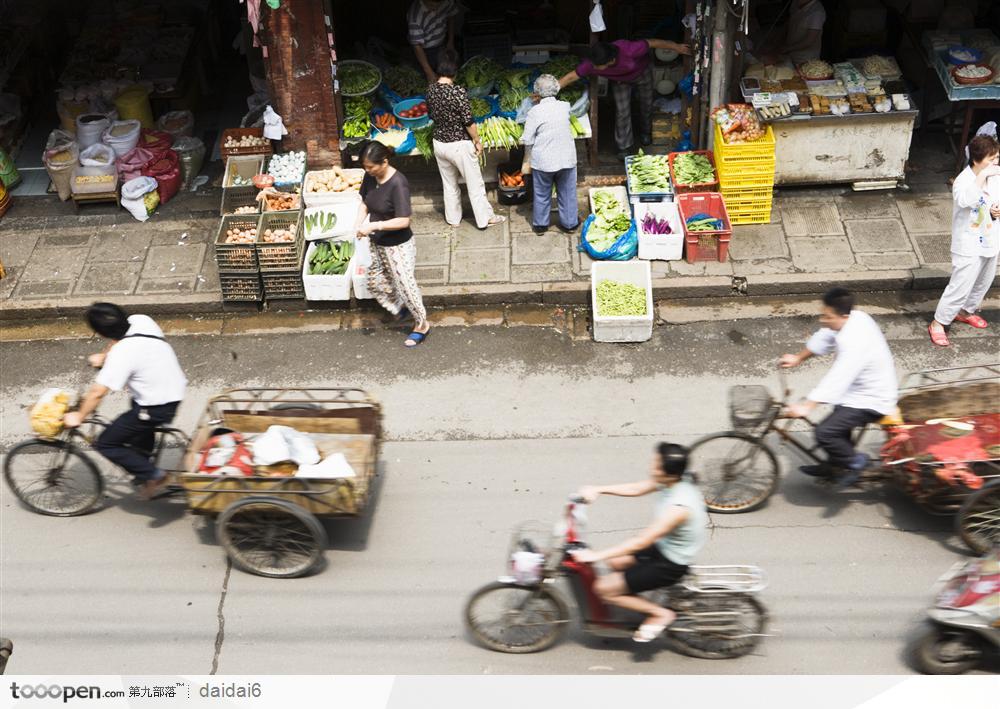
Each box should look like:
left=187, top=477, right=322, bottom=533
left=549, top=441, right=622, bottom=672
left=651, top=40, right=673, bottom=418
left=296, top=453, right=357, bottom=479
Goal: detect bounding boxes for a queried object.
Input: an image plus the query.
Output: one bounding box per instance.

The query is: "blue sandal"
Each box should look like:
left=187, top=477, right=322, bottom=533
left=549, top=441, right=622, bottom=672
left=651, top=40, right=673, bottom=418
left=404, top=329, right=429, bottom=348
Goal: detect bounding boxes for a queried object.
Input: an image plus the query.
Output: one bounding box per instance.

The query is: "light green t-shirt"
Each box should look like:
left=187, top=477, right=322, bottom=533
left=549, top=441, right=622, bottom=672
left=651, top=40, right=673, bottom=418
left=653, top=480, right=708, bottom=566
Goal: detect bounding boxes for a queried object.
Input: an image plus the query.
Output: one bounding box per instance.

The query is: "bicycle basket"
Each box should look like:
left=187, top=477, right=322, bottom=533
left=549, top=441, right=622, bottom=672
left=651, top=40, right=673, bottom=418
left=729, top=385, right=772, bottom=429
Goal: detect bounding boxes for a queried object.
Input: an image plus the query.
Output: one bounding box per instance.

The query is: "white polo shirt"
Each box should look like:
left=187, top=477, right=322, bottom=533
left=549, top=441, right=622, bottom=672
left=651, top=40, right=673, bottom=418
left=806, top=310, right=897, bottom=415
left=96, top=315, right=187, bottom=406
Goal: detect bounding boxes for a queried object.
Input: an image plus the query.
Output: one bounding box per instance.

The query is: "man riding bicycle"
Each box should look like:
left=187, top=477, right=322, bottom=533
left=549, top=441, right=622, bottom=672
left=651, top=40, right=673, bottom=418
left=570, top=443, right=708, bottom=643
left=62, top=303, right=187, bottom=499
left=780, top=287, right=897, bottom=488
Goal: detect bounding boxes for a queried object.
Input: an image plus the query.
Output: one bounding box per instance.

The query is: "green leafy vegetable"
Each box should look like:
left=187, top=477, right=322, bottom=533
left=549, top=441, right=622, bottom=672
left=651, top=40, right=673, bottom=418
left=457, top=56, right=503, bottom=89
left=672, top=152, right=715, bottom=186
left=340, top=63, right=380, bottom=95
left=596, top=280, right=647, bottom=317
left=587, top=190, right=633, bottom=250
left=384, top=65, right=425, bottom=97
left=627, top=151, right=671, bottom=193
left=470, top=98, right=493, bottom=119
left=413, top=125, right=435, bottom=161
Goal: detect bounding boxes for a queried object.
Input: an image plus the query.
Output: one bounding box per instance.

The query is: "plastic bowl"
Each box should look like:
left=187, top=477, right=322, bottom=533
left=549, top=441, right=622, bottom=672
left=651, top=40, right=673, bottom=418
left=393, top=98, right=430, bottom=129
left=948, top=45, right=983, bottom=66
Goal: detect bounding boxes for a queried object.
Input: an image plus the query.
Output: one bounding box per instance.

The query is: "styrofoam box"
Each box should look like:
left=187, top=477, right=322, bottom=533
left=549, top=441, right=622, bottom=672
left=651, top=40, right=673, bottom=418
left=588, top=186, right=630, bottom=215
left=303, top=202, right=359, bottom=241
left=302, top=239, right=354, bottom=301
left=302, top=169, right=365, bottom=207
left=352, top=237, right=374, bottom=299
left=634, top=201, right=683, bottom=261
left=590, top=260, right=654, bottom=343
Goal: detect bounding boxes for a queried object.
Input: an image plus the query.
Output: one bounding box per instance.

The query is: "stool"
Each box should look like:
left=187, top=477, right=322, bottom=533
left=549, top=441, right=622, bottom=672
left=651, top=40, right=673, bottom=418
left=72, top=191, right=120, bottom=213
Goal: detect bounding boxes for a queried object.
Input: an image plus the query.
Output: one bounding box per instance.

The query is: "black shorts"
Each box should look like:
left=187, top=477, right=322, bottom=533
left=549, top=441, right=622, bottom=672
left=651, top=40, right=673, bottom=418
left=623, top=545, right=689, bottom=594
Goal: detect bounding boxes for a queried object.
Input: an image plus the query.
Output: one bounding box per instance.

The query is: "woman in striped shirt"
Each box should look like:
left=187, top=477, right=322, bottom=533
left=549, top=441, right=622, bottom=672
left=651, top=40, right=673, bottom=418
left=408, top=0, right=459, bottom=82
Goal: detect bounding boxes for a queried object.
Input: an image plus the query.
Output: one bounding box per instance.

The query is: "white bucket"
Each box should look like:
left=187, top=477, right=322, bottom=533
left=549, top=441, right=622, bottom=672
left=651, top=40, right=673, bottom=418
left=102, top=119, right=142, bottom=158
left=75, top=113, right=110, bottom=149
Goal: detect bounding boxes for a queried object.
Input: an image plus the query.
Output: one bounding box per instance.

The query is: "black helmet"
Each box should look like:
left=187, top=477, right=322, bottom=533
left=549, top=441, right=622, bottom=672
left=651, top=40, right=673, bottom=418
left=86, top=302, right=129, bottom=340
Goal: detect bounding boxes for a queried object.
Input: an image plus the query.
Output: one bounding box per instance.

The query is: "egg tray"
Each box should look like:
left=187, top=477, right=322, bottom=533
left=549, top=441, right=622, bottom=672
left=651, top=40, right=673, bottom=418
left=215, top=215, right=262, bottom=271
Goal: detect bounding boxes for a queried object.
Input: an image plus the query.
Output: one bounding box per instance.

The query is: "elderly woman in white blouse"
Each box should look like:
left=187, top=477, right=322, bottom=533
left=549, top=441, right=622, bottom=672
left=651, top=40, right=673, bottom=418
left=520, top=74, right=579, bottom=235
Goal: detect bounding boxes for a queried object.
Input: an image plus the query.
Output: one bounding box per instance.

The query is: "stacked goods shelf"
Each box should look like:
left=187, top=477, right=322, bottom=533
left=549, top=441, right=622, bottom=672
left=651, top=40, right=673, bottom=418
left=714, top=124, right=775, bottom=225
left=215, top=215, right=263, bottom=302
left=220, top=156, right=264, bottom=216
left=257, top=211, right=305, bottom=300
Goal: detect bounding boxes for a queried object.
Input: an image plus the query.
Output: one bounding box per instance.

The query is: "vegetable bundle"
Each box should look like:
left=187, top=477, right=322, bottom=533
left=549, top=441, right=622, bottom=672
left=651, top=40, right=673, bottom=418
left=498, top=69, right=532, bottom=112
left=384, top=65, right=425, bottom=97
left=685, top=213, right=724, bottom=232
left=541, top=55, right=579, bottom=80
left=587, top=190, right=633, bottom=251
left=309, top=240, right=355, bottom=276
left=641, top=213, right=673, bottom=234
left=413, top=125, right=435, bottom=161
left=458, top=56, right=503, bottom=89
left=627, top=151, right=671, bottom=194
left=340, top=63, right=380, bottom=95
left=671, top=152, right=715, bottom=186
left=305, top=210, right=338, bottom=238
left=343, top=97, right=373, bottom=138
left=470, top=98, right=493, bottom=119
left=479, top=117, right=523, bottom=150
left=596, top=280, right=647, bottom=317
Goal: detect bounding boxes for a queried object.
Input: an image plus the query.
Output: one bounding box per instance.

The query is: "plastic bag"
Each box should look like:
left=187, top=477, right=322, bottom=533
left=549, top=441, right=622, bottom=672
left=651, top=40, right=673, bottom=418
left=579, top=213, right=638, bottom=261
left=117, top=145, right=154, bottom=183
left=195, top=433, right=255, bottom=476
left=138, top=129, right=173, bottom=154
left=121, top=176, right=159, bottom=222
left=102, top=119, right=142, bottom=157
left=141, top=149, right=181, bottom=204
left=252, top=425, right=320, bottom=466
left=79, top=143, right=115, bottom=167
left=589, top=1, right=606, bottom=32
left=75, top=113, right=110, bottom=149
left=29, top=388, right=72, bottom=438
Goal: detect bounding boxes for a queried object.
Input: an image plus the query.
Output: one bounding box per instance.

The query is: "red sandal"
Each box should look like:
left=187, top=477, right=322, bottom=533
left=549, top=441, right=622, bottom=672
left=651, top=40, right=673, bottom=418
left=954, top=313, right=988, bottom=329
left=928, top=324, right=950, bottom=347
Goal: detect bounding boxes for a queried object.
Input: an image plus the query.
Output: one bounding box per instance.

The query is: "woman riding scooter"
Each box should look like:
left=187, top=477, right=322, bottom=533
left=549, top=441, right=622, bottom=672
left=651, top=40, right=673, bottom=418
left=571, top=443, right=708, bottom=642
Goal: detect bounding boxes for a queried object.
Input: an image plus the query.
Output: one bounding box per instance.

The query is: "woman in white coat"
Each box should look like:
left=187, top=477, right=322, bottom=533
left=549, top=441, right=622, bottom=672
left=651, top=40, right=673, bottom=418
left=928, top=134, right=1000, bottom=347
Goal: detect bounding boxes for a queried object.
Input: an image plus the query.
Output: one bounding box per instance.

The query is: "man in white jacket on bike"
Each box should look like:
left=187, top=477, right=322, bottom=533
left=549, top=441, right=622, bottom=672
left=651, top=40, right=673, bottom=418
left=780, top=287, right=897, bottom=488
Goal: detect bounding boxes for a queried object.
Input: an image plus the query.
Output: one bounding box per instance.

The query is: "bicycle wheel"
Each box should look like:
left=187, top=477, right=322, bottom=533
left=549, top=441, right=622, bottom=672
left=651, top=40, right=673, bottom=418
left=666, top=594, right=768, bottom=660
left=687, top=433, right=780, bottom=513
left=465, top=582, right=569, bottom=654
left=956, top=481, right=1000, bottom=555
left=3, top=439, right=104, bottom=516
left=217, top=498, right=327, bottom=578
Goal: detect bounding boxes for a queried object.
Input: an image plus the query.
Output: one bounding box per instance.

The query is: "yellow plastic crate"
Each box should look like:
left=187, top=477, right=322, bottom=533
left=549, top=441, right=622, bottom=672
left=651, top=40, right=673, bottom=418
left=714, top=124, right=776, bottom=159
left=722, top=185, right=774, bottom=203
left=728, top=205, right=774, bottom=225
left=718, top=165, right=776, bottom=189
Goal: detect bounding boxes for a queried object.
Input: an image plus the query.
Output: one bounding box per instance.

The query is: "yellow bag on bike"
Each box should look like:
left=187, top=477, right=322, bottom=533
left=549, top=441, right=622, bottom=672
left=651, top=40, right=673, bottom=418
left=30, top=388, right=72, bottom=438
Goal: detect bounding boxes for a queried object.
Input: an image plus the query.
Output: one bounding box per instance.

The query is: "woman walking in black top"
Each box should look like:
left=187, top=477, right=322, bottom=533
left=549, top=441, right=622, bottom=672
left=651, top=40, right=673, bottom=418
left=353, top=142, right=430, bottom=347
left=425, top=50, right=505, bottom=229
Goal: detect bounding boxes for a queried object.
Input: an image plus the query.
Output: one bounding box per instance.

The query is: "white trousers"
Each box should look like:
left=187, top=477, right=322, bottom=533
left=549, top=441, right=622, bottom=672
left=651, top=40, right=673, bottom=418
left=934, top=252, right=999, bottom=325
left=432, top=139, right=496, bottom=228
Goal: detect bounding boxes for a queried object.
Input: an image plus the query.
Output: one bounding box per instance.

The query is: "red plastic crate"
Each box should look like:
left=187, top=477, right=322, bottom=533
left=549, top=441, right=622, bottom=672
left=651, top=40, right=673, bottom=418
left=668, top=150, right=719, bottom=194
left=677, top=192, right=732, bottom=264
left=684, top=234, right=731, bottom=262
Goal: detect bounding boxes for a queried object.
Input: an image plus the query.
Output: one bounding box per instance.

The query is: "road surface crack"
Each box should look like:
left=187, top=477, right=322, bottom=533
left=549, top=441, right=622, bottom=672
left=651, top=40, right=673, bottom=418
left=210, top=560, right=232, bottom=675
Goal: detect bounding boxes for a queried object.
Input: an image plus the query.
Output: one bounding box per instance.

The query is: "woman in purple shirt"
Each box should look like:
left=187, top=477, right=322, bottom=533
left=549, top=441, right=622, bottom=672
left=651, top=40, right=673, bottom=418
left=558, top=39, right=689, bottom=159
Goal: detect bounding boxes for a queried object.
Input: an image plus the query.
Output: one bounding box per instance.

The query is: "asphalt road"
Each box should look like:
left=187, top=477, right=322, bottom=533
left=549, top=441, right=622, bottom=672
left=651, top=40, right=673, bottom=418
left=2, top=295, right=998, bottom=675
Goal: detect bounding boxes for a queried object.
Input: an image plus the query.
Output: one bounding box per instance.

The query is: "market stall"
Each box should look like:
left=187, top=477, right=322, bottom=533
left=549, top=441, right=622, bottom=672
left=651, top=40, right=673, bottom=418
left=742, top=57, right=919, bottom=188
left=919, top=29, right=1000, bottom=173
left=335, top=55, right=592, bottom=184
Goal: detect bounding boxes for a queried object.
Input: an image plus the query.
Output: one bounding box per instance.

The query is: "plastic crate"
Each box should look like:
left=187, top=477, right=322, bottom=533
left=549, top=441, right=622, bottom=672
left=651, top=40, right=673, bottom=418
left=676, top=192, right=732, bottom=264
left=464, top=34, right=513, bottom=67
left=625, top=155, right=673, bottom=203
left=257, top=212, right=304, bottom=272
left=668, top=151, right=719, bottom=194
left=685, top=233, right=732, bottom=262
left=633, top=201, right=683, bottom=261
left=497, top=162, right=531, bottom=205
left=590, top=260, right=654, bottom=343
left=302, top=240, right=354, bottom=301
left=219, top=270, right=263, bottom=302
left=220, top=156, right=264, bottom=216
left=219, top=128, right=273, bottom=158
left=215, top=215, right=261, bottom=271
left=727, top=205, right=774, bottom=225
left=717, top=166, right=776, bottom=189
left=721, top=185, right=774, bottom=203
left=261, top=269, right=306, bottom=300
left=714, top=124, right=776, bottom=159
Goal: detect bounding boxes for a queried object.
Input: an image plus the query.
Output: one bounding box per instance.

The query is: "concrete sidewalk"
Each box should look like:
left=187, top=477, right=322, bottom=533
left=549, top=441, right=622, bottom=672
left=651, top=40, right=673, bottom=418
left=0, top=181, right=990, bottom=321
